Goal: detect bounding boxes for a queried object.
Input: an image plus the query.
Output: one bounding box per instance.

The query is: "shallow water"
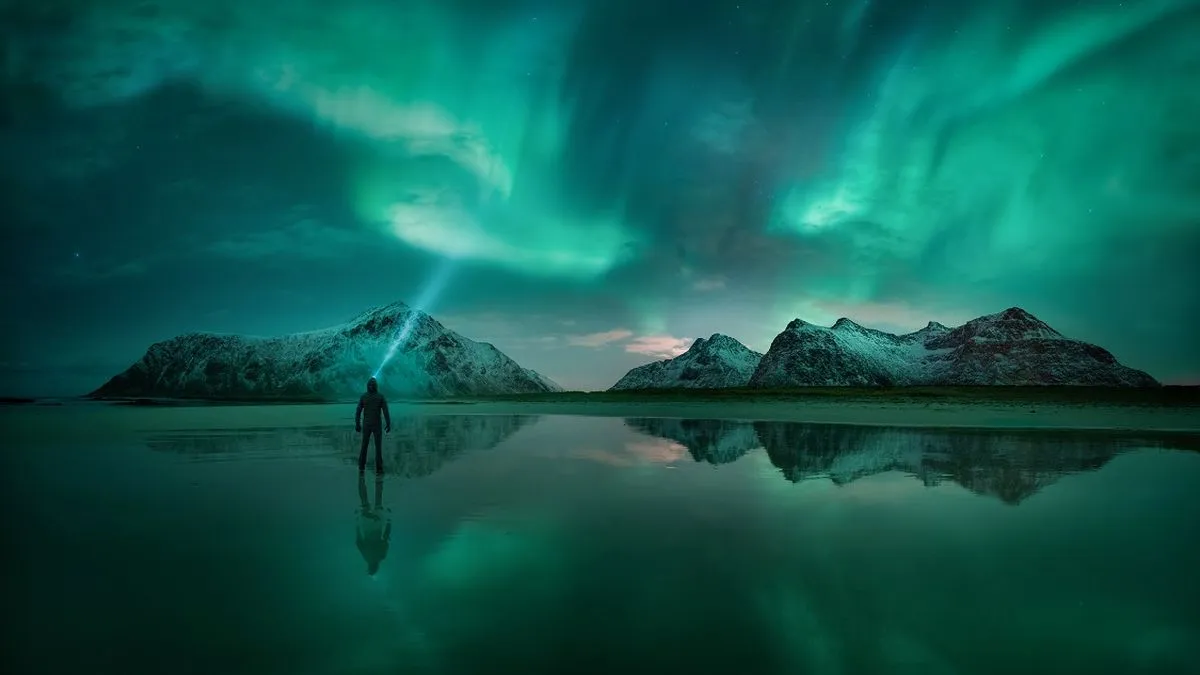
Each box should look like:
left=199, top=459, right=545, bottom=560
left=4, top=410, right=1200, bottom=675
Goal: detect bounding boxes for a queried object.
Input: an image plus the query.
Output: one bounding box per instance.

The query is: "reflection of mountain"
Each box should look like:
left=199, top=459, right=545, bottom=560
left=754, top=422, right=1140, bottom=504
left=145, top=414, right=537, bottom=478
left=626, top=418, right=1192, bottom=504
left=624, top=418, right=761, bottom=465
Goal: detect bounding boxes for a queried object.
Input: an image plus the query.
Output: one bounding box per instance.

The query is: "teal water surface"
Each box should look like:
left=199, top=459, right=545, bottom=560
left=4, top=411, right=1199, bottom=675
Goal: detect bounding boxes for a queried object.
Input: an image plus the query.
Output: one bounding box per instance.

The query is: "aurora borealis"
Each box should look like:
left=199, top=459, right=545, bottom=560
left=1, top=0, right=1198, bottom=394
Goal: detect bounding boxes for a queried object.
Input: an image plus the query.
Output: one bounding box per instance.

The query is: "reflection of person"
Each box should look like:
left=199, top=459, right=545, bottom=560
left=356, top=473, right=391, bottom=577
left=355, top=377, right=391, bottom=474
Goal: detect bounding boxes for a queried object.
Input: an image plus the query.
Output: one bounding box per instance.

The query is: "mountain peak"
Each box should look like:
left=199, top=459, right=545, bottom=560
left=685, top=334, right=744, bottom=354
left=751, top=307, right=1158, bottom=387
left=683, top=333, right=758, bottom=356
left=352, top=301, right=414, bottom=322
left=609, top=333, right=763, bottom=390
left=995, top=307, right=1037, bottom=322
left=704, top=333, right=741, bottom=347
left=941, top=306, right=1063, bottom=344
left=90, top=301, right=560, bottom=399
left=342, top=301, right=439, bottom=339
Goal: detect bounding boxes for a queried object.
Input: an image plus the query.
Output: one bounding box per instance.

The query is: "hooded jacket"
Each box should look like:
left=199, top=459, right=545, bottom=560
left=355, top=378, right=391, bottom=430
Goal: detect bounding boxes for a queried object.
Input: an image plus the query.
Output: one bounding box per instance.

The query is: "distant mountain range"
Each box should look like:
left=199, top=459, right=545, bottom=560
left=610, top=307, right=1157, bottom=390
left=625, top=418, right=1184, bottom=504
left=90, top=302, right=562, bottom=400
left=89, top=303, right=1156, bottom=400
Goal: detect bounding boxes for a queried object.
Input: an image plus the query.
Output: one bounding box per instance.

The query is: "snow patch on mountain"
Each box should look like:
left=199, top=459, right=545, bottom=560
left=91, top=301, right=561, bottom=399
left=750, top=307, right=1157, bottom=387
left=609, top=334, right=762, bottom=390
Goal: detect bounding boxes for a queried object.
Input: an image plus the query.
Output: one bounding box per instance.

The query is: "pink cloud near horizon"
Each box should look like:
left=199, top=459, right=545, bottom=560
left=573, top=439, right=689, bottom=466
left=566, top=329, right=634, bottom=347
left=625, top=335, right=693, bottom=359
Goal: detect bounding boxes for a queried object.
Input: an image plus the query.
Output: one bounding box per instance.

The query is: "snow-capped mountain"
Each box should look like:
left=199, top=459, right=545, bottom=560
left=91, top=301, right=562, bottom=400
left=626, top=418, right=1171, bottom=504
left=624, top=418, right=761, bottom=465
left=609, top=334, right=763, bottom=390
left=749, top=307, right=1158, bottom=387
left=145, top=414, right=537, bottom=478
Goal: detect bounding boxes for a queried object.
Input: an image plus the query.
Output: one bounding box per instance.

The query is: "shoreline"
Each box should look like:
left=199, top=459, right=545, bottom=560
left=3, top=394, right=1199, bottom=437
left=408, top=399, right=1200, bottom=435
left=62, top=384, right=1200, bottom=407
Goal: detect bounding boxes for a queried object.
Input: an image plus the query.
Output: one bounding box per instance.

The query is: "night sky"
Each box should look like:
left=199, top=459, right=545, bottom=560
left=2, top=0, right=1198, bottom=396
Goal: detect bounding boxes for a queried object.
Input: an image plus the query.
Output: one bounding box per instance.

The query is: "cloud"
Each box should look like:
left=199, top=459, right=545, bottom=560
left=573, top=439, right=688, bottom=466
left=561, top=326, right=694, bottom=360
left=624, top=335, right=693, bottom=359
left=624, top=439, right=689, bottom=464
left=572, top=448, right=636, bottom=467
left=567, top=329, right=634, bottom=348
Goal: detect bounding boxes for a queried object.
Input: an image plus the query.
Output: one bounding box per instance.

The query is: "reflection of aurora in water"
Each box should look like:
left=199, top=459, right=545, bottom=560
left=379, top=422, right=1200, bottom=674
left=10, top=412, right=1200, bottom=673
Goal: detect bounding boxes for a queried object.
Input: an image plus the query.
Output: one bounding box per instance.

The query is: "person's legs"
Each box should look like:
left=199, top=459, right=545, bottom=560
left=373, top=428, right=384, bottom=474
left=359, top=429, right=370, bottom=472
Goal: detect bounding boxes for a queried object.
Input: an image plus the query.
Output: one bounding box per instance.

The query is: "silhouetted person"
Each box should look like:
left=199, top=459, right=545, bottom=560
left=356, top=472, right=391, bottom=576
left=355, top=377, right=391, bottom=474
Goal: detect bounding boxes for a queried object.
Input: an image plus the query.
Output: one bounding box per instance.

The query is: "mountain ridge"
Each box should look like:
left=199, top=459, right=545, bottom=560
left=623, top=418, right=1182, bottom=504
left=90, top=301, right=562, bottom=400
left=609, top=333, right=763, bottom=390
left=610, top=307, right=1157, bottom=390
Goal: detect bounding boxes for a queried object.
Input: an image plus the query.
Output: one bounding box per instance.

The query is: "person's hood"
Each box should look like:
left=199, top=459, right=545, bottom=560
left=367, top=377, right=378, bottom=393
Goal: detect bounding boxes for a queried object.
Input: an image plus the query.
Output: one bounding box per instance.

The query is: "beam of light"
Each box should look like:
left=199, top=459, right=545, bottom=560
left=374, top=258, right=457, bottom=379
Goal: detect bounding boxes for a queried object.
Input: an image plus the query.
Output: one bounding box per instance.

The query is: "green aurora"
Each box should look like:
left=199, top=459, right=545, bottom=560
left=1, top=0, right=1197, bottom=394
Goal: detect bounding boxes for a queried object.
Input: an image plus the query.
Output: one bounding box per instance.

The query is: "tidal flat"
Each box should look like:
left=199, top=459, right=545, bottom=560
left=3, top=401, right=1198, bottom=674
